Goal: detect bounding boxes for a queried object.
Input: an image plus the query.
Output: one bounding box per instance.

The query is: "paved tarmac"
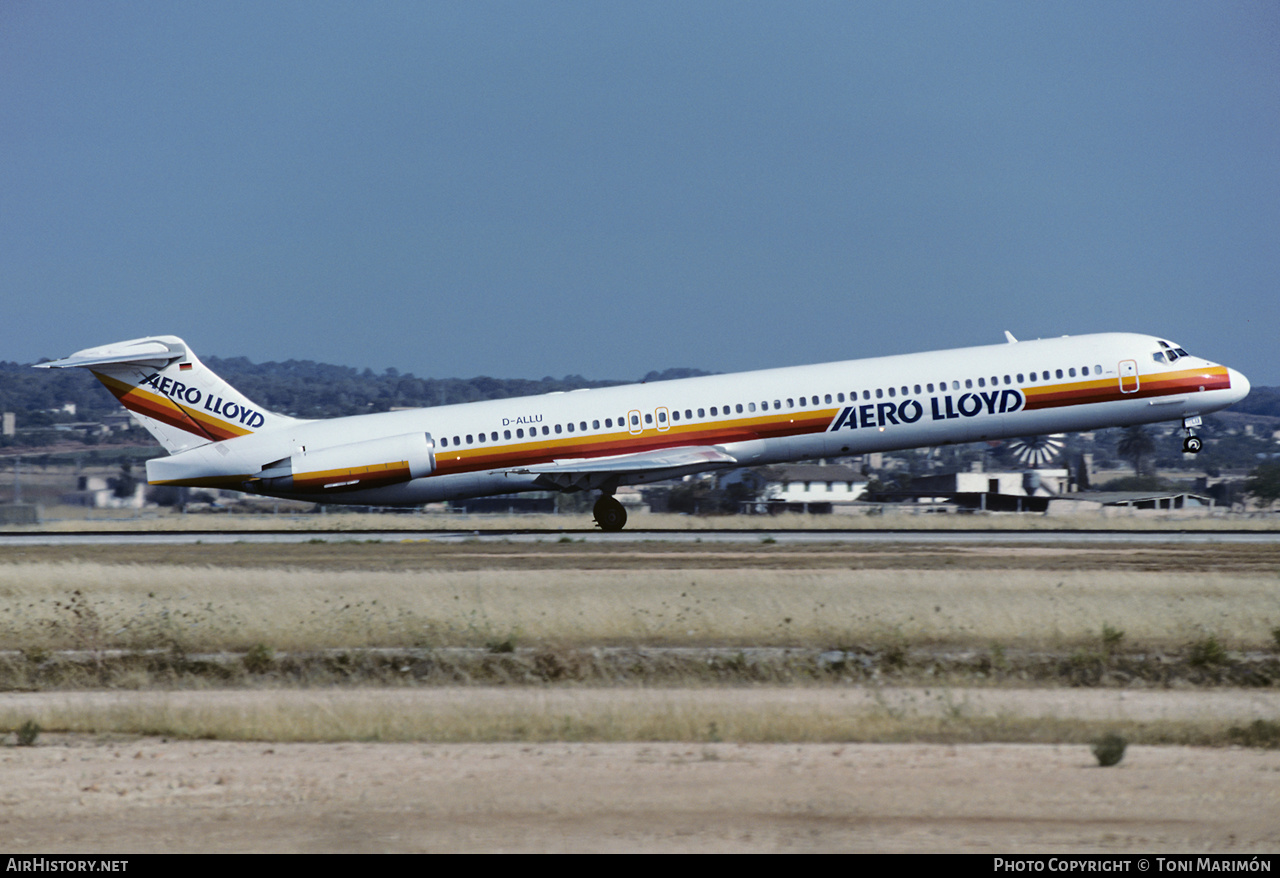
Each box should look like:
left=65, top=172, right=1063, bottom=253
left=3, top=528, right=1279, bottom=545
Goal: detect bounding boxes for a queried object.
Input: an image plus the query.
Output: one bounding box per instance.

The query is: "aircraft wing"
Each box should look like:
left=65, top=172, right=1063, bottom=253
left=503, top=445, right=738, bottom=491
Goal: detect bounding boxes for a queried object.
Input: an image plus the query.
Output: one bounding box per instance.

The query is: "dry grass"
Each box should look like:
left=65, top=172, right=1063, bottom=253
left=1, top=561, right=1276, bottom=652
left=6, top=539, right=1280, bottom=574
left=2, top=687, right=1275, bottom=745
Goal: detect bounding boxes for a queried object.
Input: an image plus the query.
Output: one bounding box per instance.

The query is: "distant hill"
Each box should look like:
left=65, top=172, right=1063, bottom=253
left=3, top=352, right=1270, bottom=429
left=1227, top=385, right=1280, bottom=419
left=1, top=356, right=715, bottom=424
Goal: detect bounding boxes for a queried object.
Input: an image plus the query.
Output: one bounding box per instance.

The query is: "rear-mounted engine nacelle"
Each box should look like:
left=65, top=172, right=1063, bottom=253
left=251, top=432, right=436, bottom=493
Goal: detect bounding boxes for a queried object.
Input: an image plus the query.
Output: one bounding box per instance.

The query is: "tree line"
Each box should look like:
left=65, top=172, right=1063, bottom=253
left=0, top=356, right=712, bottom=427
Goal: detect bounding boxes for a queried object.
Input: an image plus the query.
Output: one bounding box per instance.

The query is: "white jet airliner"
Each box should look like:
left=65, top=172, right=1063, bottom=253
left=37, top=332, right=1249, bottom=530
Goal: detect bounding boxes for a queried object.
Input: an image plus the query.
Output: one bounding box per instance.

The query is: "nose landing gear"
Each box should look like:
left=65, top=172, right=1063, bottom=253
left=593, top=493, right=628, bottom=531
left=1181, top=416, right=1203, bottom=454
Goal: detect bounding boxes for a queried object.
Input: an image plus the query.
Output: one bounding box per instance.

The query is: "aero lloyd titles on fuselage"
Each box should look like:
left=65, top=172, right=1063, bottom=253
left=829, top=388, right=1024, bottom=431
left=139, top=372, right=266, bottom=429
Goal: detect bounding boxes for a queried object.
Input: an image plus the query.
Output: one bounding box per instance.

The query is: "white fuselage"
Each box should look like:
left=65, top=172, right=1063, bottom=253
left=143, top=332, right=1249, bottom=506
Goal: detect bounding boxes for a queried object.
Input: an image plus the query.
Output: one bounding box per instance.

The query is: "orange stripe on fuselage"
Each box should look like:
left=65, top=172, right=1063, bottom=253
left=1022, top=366, right=1230, bottom=411
left=432, top=410, right=836, bottom=476
left=291, top=461, right=414, bottom=491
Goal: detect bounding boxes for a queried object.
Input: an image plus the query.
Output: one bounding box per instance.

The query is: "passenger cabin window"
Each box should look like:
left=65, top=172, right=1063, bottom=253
left=1056, top=369, right=1064, bottom=379
left=631, top=414, right=640, bottom=426
left=710, top=407, right=718, bottom=416
left=441, top=437, right=449, bottom=447
left=542, top=426, right=549, bottom=435
left=748, top=403, right=756, bottom=412
left=824, top=394, right=832, bottom=404
left=466, top=434, right=473, bottom=444
left=735, top=404, right=743, bottom=414
left=977, top=378, right=985, bottom=388
left=698, top=408, right=705, bottom=417
left=504, top=430, right=511, bottom=439
left=555, top=424, right=562, bottom=434
left=644, top=414, right=652, bottom=425
left=965, top=379, right=973, bottom=389
left=593, top=420, right=600, bottom=429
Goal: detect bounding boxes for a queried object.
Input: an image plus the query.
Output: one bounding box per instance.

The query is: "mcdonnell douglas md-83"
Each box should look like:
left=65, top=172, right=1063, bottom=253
left=37, top=332, right=1250, bottom=530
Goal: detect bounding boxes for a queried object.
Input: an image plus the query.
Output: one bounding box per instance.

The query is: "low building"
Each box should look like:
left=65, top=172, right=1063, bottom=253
left=1046, top=491, right=1214, bottom=516
left=757, top=464, right=867, bottom=514
left=868, top=469, right=1069, bottom=513
left=59, top=475, right=146, bottom=509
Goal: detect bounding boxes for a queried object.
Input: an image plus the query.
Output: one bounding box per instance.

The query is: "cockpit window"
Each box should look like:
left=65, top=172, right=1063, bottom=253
left=1153, top=340, right=1191, bottom=363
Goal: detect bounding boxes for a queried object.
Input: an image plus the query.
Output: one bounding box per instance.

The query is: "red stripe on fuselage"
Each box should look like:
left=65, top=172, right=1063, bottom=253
left=1023, top=367, right=1230, bottom=412
left=431, top=412, right=833, bottom=476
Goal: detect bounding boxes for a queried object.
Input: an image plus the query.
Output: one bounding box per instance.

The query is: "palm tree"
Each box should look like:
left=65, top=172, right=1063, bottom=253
left=1117, top=426, right=1156, bottom=477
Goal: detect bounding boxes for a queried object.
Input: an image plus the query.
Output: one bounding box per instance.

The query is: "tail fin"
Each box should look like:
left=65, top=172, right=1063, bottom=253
left=36, top=335, right=294, bottom=454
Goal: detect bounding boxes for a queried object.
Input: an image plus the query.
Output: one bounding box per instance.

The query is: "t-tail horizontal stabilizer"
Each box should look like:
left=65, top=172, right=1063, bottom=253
left=36, top=335, right=295, bottom=454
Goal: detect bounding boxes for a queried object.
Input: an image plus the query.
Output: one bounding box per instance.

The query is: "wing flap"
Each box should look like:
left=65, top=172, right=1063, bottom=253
left=515, top=445, right=737, bottom=474
left=502, top=445, right=739, bottom=492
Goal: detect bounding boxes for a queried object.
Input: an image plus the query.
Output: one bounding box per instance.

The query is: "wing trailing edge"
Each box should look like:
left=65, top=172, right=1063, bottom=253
left=505, top=445, right=738, bottom=492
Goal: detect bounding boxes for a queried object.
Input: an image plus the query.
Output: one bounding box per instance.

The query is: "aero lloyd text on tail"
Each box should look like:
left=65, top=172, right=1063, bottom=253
left=37, top=332, right=1250, bottom=530
left=42, top=336, right=291, bottom=453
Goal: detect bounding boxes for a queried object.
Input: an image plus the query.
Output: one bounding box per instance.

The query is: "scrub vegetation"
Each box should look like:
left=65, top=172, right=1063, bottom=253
left=1, top=539, right=1277, bottom=743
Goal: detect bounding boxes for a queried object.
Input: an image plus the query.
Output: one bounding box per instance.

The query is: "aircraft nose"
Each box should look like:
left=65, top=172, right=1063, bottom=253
left=1228, top=367, right=1251, bottom=403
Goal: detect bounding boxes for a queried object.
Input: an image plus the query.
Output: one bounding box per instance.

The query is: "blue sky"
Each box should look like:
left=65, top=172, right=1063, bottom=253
left=3, top=2, right=1278, bottom=383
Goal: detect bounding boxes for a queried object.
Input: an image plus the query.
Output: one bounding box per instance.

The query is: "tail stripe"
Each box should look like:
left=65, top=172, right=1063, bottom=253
left=94, top=371, right=253, bottom=441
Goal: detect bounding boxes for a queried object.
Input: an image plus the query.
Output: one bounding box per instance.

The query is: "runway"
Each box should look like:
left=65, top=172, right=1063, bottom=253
left=3, top=527, right=1280, bottom=545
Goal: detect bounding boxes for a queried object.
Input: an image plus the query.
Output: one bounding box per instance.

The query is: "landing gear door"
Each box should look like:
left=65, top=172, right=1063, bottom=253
left=1119, top=360, right=1139, bottom=394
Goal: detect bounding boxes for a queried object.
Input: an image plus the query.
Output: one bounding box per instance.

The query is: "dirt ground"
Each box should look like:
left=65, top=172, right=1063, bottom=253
left=2, top=711, right=1277, bottom=853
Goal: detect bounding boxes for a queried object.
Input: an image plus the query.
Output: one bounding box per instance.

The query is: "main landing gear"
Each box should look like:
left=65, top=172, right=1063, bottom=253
left=1181, top=416, right=1203, bottom=454
left=593, top=493, right=628, bottom=532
